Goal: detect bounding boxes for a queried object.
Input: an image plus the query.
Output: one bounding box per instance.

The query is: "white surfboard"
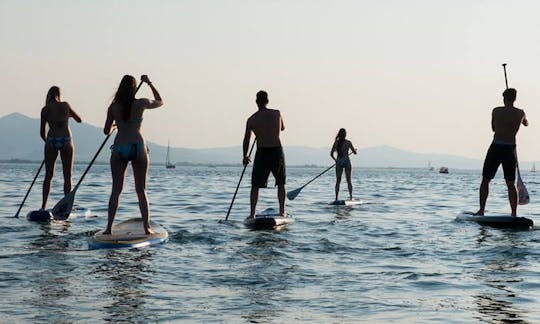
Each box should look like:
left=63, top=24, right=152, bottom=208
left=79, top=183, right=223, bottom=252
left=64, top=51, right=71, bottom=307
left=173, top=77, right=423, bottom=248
left=89, top=218, right=168, bottom=249
left=243, top=208, right=294, bottom=230
left=329, top=200, right=364, bottom=206
left=455, top=212, right=533, bottom=229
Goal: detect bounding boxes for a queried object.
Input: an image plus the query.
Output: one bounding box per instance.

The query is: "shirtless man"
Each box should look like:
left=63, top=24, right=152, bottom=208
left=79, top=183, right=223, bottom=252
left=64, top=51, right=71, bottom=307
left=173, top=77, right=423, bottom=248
left=243, top=90, right=286, bottom=219
left=475, top=88, right=528, bottom=216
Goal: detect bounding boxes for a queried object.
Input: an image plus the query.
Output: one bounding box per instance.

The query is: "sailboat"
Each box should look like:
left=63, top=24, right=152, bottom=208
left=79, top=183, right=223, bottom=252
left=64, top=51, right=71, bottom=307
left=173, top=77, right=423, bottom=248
left=531, top=162, right=536, bottom=172
left=166, top=141, right=175, bottom=169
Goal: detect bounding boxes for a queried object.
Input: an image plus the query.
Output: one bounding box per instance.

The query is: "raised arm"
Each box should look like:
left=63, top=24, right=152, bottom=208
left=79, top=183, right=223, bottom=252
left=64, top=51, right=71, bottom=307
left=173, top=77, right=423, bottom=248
left=40, top=108, right=47, bottom=142
left=104, top=106, right=114, bottom=135
left=243, top=120, right=252, bottom=166
left=66, top=102, right=82, bottom=123
left=141, top=75, right=163, bottom=109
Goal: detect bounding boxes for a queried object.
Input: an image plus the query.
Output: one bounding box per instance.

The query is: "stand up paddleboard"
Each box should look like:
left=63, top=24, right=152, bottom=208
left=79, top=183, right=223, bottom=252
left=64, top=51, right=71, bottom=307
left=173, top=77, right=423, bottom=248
left=89, top=218, right=169, bottom=249
left=329, top=200, right=364, bottom=206
left=243, top=208, right=294, bottom=230
left=456, top=212, right=533, bottom=229
left=27, top=209, right=53, bottom=222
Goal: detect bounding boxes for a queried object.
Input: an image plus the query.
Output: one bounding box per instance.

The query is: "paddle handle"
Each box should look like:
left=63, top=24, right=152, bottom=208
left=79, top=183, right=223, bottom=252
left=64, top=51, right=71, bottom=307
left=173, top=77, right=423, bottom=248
left=14, top=160, right=45, bottom=218
left=502, top=63, right=508, bottom=89
left=225, top=139, right=256, bottom=221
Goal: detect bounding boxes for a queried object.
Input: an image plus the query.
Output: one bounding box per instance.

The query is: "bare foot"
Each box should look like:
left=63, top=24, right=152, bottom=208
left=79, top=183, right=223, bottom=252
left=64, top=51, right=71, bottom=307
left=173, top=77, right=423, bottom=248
left=144, top=227, right=155, bottom=235
left=102, top=229, right=111, bottom=235
left=472, top=211, right=484, bottom=216
left=280, top=212, right=288, bottom=218
left=245, top=216, right=255, bottom=221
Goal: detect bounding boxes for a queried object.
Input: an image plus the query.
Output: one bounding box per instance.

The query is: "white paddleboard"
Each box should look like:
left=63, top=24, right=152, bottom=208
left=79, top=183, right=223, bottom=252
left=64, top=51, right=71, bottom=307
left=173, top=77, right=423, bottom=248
left=243, top=208, right=294, bottom=230
left=329, top=200, right=364, bottom=206
left=456, top=212, right=533, bottom=229
left=89, top=218, right=168, bottom=249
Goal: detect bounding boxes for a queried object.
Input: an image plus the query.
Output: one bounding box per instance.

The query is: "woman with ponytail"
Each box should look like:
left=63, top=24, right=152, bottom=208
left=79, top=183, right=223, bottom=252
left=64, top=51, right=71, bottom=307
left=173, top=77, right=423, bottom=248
left=103, top=75, right=163, bottom=235
left=330, top=128, right=357, bottom=201
left=40, top=86, right=82, bottom=210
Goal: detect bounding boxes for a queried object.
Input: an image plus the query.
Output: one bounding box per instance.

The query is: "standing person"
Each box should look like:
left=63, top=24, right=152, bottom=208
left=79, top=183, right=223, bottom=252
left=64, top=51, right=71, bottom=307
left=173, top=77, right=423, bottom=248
left=40, top=86, right=82, bottom=210
left=243, top=90, right=287, bottom=219
left=330, top=128, right=357, bottom=201
left=103, top=75, right=163, bottom=235
left=475, top=88, right=528, bottom=216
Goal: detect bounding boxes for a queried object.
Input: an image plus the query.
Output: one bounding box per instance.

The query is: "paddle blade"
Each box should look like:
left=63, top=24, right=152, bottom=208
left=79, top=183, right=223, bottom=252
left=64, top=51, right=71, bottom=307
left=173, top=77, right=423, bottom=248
left=51, top=191, right=75, bottom=220
left=517, top=178, right=529, bottom=205
left=287, top=187, right=303, bottom=200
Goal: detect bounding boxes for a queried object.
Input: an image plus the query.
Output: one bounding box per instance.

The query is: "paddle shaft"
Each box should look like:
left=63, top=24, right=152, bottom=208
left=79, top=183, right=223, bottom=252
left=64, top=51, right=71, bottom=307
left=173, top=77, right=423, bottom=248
left=14, top=160, right=45, bottom=218
left=225, top=139, right=256, bottom=221
left=502, top=63, right=529, bottom=205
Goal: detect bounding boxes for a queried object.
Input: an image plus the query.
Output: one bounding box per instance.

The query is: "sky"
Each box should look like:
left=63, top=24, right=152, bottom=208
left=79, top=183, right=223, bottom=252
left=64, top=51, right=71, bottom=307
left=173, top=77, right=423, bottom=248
left=2, top=0, right=540, bottom=160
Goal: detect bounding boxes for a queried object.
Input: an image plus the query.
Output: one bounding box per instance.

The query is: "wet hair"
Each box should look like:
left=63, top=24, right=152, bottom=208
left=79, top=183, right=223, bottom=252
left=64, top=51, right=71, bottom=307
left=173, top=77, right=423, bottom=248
left=45, top=86, right=61, bottom=105
left=503, top=88, right=517, bottom=102
left=335, top=128, right=347, bottom=149
left=256, top=90, right=268, bottom=105
left=112, top=75, right=137, bottom=121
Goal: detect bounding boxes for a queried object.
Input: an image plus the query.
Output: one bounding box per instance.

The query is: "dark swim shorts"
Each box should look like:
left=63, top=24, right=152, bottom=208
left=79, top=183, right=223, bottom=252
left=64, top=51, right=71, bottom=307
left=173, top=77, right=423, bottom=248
left=252, top=146, right=286, bottom=188
left=482, top=143, right=517, bottom=181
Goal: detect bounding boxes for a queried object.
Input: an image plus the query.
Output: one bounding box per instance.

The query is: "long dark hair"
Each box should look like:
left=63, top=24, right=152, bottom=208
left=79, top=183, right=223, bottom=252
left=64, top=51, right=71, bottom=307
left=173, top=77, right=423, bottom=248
left=335, top=128, right=347, bottom=150
left=45, top=86, right=61, bottom=105
left=112, top=75, right=137, bottom=121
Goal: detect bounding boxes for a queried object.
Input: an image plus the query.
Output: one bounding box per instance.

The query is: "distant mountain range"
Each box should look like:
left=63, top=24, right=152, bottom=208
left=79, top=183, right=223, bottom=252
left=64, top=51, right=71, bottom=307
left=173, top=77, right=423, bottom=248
left=0, top=112, right=490, bottom=169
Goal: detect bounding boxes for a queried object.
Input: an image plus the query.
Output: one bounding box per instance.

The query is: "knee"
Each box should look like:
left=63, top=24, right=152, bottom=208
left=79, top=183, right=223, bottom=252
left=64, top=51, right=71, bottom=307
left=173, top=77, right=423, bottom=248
left=135, top=187, right=147, bottom=196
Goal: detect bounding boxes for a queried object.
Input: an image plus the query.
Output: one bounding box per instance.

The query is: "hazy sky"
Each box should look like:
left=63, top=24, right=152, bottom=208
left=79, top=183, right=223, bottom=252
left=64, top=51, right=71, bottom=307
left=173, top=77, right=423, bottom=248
left=2, top=0, right=540, bottom=160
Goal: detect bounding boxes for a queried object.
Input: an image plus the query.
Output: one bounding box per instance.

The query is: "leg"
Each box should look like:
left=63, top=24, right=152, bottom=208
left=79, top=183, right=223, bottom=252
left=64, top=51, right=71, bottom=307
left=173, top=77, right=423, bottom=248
left=335, top=165, right=343, bottom=201
left=132, top=149, right=152, bottom=234
left=506, top=180, right=518, bottom=216
left=59, top=142, right=74, bottom=195
left=104, top=153, right=128, bottom=234
left=475, top=177, right=490, bottom=216
left=345, top=164, right=353, bottom=200
left=42, top=145, right=58, bottom=209
left=250, top=186, right=259, bottom=218
left=277, top=184, right=286, bottom=216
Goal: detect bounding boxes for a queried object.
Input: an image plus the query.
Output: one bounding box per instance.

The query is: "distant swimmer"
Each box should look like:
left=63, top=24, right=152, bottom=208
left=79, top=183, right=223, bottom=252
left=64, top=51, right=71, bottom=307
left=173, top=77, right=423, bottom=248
left=475, top=88, right=528, bottom=216
left=330, top=128, right=357, bottom=201
left=40, top=86, right=82, bottom=210
left=243, top=90, right=287, bottom=219
left=103, top=75, right=163, bottom=235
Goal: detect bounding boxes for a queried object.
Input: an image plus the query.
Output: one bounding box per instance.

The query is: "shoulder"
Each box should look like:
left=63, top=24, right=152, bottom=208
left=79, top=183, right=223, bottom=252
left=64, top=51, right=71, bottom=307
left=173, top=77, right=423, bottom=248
left=41, top=106, right=48, bottom=116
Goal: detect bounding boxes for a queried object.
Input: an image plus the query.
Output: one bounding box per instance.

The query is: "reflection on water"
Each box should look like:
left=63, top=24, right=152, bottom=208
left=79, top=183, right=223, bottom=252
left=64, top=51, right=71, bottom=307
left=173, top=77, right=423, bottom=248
left=473, top=228, right=530, bottom=323
left=237, top=233, right=292, bottom=323
left=93, top=250, right=156, bottom=323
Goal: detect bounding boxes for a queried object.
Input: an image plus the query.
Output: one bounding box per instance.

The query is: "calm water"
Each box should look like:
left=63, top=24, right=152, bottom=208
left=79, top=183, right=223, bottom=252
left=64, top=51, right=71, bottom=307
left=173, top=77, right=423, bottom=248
left=2, top=162, right=540, bottom=323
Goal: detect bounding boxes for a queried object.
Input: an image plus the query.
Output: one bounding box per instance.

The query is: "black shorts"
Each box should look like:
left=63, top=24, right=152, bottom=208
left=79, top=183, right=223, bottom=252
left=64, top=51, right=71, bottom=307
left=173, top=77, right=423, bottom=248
left=482, top=143, right=517, bottom=181
left=252, top=146, right=286, bottom=188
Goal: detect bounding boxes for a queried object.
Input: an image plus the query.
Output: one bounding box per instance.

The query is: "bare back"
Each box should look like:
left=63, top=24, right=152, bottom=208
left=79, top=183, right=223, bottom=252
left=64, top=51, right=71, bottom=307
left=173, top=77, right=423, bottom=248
left=41, top=102, right=72, bottom=138
left=492, top=106, right=526, bottom=144
left=247, top=108, right=284, bottom=147
left=107, top=98, right=161, bottom=144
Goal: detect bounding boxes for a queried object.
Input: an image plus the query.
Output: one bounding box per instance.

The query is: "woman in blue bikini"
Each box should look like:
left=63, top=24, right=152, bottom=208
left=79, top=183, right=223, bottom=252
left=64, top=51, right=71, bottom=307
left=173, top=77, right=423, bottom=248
left=330, top=128, right=357, bottom=201
left=40, top=86, right=82, bottom=210
left=103, top=75, right=163, bottom=235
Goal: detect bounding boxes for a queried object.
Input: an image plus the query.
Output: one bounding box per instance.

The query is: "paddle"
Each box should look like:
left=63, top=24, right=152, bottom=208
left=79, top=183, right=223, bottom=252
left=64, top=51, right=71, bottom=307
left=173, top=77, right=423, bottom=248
left=224, top=139, right=256, bottom=221
left=502, top=63, right=529, bottom=205
left=287, top=151, right=354, bottom=201
left=13, top=160, right=45, bottom=218
left=51, top=79, right=144, bottom=220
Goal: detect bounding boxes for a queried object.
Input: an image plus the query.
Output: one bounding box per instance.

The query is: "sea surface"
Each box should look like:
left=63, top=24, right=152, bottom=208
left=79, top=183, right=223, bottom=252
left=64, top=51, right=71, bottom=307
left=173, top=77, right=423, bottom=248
left=2, top=162, right=540, bottom=323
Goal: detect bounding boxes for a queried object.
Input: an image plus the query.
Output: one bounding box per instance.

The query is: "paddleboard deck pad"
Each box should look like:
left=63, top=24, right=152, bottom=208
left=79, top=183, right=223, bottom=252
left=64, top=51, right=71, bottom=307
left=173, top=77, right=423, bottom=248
left=456, top=212, right=533, bottom=229
left=27, top=209, right=52, bottom=222
left=330, top=200, right=364, bottom=206
left=243, top=210, right=294, bottom=230
left=89, top=218, right=168, bottom=249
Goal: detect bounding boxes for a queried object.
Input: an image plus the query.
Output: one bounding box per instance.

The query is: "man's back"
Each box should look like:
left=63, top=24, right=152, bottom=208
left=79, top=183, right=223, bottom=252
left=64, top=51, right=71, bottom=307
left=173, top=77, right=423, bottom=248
left=492, top=106, right=526, bottom=144
left=247, top=108, right=283, bottom=148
